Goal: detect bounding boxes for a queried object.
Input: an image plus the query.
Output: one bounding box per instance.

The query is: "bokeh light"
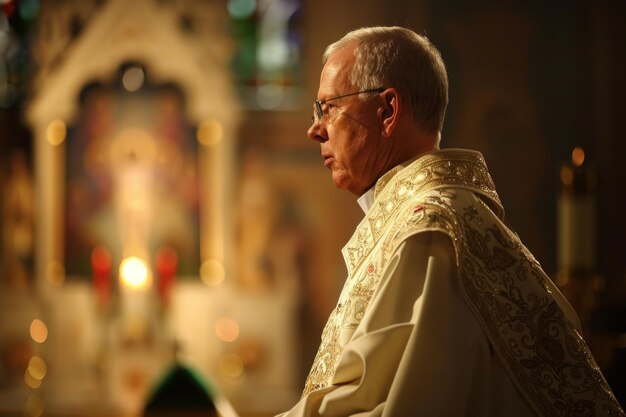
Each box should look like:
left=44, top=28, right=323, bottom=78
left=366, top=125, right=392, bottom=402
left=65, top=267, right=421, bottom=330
left=572, top=147, right=585, bottom=167
left=27, top=356, right=47, bottom=381
left=46, top=119, right=66, bottom=146
left=119, top=256, right=149, bottom=289
left=24, top=368, right=42, bottom=389
left=122, top=66, right=145, bottom=92
left=29, top=319, right=48, bottom=344
left=197, top=119, right=223, bottom=147
left=215, top=317, right=240, bottom=343
left=200, top=259, right=225, bottom=286
left=218, top=353, right=245, bottom=380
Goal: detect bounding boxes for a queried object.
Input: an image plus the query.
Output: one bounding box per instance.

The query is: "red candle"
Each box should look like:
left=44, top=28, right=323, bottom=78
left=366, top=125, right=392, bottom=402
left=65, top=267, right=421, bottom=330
left=91, top=245, right=112, bottom=309
left=155, top=246, right=178, bottom=307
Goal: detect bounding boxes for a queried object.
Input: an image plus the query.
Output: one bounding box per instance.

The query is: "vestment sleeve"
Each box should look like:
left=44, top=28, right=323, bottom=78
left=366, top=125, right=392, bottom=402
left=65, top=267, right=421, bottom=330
left=277, top=230, right=535, bottom=416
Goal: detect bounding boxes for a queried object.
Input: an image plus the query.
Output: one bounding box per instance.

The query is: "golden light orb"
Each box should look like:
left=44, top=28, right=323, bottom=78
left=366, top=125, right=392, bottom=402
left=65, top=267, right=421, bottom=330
left=30, top=319, right=48, bottom=344
left=215, top=317, right=240, bottom=343
left=24, top=368, right=42, bottom=389
left=119, top=256, right=149, bottom=289
left=46, top=119, right=66, bottom=146
left=27, top=356, right=47, bottom=381
left=571, top=147, right=585, bottom=167
left=197, top=119, right=223, bottom=147
left=218, top=353, right=245, bottom=379
left=200, top=259, right=225, bottom=286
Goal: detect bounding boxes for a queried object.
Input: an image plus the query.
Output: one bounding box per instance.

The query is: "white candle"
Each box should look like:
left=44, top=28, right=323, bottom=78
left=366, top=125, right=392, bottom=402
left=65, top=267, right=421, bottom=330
left=557, top=147, right=596, bottom=274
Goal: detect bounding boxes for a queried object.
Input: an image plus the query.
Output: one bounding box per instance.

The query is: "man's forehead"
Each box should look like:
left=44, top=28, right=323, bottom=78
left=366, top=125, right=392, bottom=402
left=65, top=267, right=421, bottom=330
left=319, top=44, right=356, bottom=95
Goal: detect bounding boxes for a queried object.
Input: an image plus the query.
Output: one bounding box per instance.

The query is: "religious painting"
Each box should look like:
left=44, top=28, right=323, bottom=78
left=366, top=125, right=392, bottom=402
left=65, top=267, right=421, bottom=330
left=64, top=77, right=200, bottom=281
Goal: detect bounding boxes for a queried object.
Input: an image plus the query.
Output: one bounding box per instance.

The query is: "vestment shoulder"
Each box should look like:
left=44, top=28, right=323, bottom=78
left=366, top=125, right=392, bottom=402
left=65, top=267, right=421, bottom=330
left=382, top=188, right=462, bottom=262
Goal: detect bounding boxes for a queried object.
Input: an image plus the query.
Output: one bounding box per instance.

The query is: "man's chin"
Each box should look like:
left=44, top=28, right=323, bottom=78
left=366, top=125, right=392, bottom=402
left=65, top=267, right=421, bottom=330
left=331, top=172, right=350, bottom=191
left=331, top=176, right=364, bottom=196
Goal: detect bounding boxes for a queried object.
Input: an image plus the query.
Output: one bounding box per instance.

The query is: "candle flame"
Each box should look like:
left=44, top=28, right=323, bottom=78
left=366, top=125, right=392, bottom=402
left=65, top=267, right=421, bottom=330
left=120, top=256, right=149, bottom=289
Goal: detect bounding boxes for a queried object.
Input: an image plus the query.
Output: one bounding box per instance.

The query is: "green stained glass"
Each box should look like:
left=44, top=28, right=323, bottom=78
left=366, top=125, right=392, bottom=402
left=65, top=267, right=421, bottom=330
left=228, top=0, right=302, bottom=110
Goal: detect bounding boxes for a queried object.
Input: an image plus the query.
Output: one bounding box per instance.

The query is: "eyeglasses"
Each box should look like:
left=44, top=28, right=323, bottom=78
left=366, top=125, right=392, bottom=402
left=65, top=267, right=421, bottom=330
left=311, top=87, right=385, bottom=124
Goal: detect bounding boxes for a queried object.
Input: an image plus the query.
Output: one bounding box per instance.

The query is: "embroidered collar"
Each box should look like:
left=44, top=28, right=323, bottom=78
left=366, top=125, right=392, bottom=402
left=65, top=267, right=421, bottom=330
left=359, top=155, right=423, bottom=214
left=342, top=148, right=503, bottom=274
left=373, top=148, right=503, bottom=218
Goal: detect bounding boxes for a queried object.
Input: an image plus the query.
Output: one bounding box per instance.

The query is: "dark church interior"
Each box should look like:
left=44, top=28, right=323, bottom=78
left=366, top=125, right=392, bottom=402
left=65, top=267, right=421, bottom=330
left=1, top=0, right=625, bottom=415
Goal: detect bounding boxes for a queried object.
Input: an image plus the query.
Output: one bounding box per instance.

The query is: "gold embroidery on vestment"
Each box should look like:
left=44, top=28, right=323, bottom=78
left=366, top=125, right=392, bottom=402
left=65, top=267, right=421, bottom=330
left=302, top=149, right=625, bottom=416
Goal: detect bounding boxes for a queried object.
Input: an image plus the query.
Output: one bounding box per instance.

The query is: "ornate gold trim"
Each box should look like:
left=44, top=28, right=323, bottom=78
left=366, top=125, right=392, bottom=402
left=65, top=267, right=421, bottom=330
left=344, top=149, right=502, bottom=275
left=303, top=149, right=625, bottom=416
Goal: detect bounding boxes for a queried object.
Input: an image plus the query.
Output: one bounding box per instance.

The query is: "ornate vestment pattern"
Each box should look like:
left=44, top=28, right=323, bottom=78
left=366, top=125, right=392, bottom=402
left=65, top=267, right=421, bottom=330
left=302, top=149, right=624, bottom=416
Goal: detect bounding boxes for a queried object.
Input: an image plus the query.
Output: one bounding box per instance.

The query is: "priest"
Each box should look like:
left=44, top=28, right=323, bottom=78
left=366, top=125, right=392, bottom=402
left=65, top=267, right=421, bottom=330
left=278, top=26, right=624, bottom=416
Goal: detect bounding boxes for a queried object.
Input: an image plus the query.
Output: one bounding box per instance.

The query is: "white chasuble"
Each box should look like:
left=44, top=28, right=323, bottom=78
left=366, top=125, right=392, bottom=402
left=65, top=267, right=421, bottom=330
left=279, top=149, right=624, bottom=417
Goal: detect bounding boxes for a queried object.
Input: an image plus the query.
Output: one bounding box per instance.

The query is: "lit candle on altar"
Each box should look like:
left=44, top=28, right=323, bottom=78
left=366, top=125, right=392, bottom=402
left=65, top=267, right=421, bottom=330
left=119, top=255, right=153, bottom=341
left=120, top=256, right=150, bottom=290
left=557, top=147, right=597, bottom=277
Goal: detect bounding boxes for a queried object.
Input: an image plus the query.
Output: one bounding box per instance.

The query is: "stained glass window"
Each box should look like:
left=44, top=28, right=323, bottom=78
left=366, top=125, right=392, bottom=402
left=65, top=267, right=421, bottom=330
left=228, top=0, right=302, bottom=110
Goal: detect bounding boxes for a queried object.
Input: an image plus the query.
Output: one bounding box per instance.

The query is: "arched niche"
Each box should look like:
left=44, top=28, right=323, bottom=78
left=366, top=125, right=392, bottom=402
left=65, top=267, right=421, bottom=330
left=25, top=0, right=241, bottom=291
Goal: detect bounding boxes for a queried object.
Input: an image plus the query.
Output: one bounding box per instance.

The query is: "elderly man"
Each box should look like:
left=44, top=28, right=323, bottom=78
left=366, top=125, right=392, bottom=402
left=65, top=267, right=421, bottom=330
left=279, top=26, right=624, bottom=416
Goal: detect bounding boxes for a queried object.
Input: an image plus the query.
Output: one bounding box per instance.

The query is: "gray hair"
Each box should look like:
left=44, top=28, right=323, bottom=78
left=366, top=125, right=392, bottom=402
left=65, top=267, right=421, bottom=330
left=323, top=26, right=449, bottom=135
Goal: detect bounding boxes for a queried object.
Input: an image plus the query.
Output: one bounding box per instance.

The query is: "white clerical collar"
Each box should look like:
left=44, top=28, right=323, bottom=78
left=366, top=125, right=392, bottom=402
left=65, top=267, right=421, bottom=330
left=357, top=186, right=376, bottom=214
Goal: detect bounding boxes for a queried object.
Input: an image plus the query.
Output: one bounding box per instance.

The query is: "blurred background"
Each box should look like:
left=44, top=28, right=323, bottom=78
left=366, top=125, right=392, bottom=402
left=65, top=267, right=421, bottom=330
left=0, top=0, right=625, bottom=416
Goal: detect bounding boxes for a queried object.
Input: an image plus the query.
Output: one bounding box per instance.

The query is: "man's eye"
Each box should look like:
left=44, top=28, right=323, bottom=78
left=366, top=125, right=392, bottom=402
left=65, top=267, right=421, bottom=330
left=324, top=104, right=337, bottom=114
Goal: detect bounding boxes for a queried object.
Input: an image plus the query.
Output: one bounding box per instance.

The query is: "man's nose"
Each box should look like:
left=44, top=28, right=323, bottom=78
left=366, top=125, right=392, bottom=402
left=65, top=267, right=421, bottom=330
left=307, top=120, right=327, bottom=143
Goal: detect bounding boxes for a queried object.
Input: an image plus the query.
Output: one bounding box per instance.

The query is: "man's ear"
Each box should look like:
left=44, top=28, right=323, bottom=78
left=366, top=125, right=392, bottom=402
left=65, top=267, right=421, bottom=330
left=378, top=88, right=402, bottom=138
